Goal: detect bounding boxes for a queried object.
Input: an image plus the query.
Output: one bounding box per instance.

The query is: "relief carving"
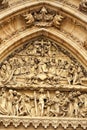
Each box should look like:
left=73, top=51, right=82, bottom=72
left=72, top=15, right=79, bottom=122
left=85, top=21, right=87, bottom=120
left=23, top=13, right=35, bottom=27
left=0, top=1, right=87, bottom=129
left=23, top=7, right=64, bottom=28
left=0, top=88, right=87, bottom=118
left=0, top=0, right=8, bottom=9
left=79, top=0, right=87, bottom=13
left=0, top=38, right=86, bottom=89
left=0, top=38, right=87, bottom=119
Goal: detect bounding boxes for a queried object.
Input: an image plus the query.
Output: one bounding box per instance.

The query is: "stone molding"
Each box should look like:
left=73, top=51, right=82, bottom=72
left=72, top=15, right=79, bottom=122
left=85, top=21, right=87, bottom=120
left=0, top=116, right=87, bottom=129
left=0, top=1, right=87, bottom=28
left=0, top=28, right=87, bottom=69
left=0, top=0, right=87, bottom=22
left=0, top=1, right=87, bottom=130
left=0, top=2, right=86, bottom=67
left=0, top=2, right=86, bottom=64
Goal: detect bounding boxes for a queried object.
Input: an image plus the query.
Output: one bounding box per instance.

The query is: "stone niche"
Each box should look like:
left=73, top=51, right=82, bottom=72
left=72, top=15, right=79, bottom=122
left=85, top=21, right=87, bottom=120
left=0, top=37, right=87, bottom=130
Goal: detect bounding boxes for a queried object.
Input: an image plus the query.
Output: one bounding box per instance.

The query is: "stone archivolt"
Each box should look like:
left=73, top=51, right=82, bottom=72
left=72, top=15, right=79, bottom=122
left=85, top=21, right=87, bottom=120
left=0, top=3, right=87, bottom=57
left=0, top=0, right=87, bottom=129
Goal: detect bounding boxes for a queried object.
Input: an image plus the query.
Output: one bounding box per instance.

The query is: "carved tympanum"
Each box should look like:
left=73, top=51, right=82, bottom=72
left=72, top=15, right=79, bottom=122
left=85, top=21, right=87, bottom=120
left=0, top=38, right=86, bottom=89
left=0, top=38, right=87, bottom=118
left=23, top=7, right=64, bottom=28
left=0, top=88, right=87, bottom=118
left=79, top=0, right=87, bottom=12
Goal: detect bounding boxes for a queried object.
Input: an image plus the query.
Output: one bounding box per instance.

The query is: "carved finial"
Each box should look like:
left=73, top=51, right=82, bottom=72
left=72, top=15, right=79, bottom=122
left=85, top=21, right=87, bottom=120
left=40, top=7, right=47, bottom=14
left=22, top=7, right=64, bottom=28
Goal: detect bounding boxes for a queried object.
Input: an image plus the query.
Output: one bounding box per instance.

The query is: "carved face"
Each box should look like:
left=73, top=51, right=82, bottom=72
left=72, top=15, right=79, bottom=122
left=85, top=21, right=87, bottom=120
left=55, top=91, right=60, bottom=97
left=9, top=89, right=13, bottom=94
left=39, top=88, right=44, bottom=93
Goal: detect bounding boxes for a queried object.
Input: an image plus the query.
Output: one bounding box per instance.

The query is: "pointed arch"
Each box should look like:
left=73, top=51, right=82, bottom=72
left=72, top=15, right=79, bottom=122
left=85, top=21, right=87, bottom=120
left=0, top=1, right=87, bottom=70
left=0, top=28, right=87, bottom=70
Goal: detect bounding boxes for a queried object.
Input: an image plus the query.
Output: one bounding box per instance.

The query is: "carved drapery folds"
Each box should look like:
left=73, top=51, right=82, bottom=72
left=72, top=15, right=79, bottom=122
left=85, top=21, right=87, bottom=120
left=0, top=38, right=87, bottom=129
left=0, top=88, right=87, bottom=118
left=23, top=7, right=64, bottom=28
left=0, top=38, right=87, bottom=118
left=0, top=1, right=87, bottom=129
left=0, top=38, right=86, bottom=89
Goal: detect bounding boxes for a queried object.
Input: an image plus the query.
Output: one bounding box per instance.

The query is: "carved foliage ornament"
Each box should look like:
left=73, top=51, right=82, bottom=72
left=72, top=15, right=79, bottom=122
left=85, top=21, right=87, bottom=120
left=22, top=7, right=64, bottom=28
left=0, top=0, right=8, bottom=9
left=0, top=38, right=87, bottom=128
left=79, top=0, right=87, bottom=12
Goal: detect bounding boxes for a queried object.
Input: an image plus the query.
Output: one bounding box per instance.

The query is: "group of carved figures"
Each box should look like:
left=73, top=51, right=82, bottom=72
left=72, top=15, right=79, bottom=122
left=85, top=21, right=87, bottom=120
left=0, top=53, right=84, bottom=87
left=0, top=39, right=84, bottom=88
left=0, top=88, right=87, bottom=118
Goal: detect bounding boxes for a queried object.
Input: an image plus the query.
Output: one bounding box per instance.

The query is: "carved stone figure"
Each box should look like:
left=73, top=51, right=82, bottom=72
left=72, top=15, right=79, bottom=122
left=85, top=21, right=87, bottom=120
left=38, top=88, right=47, bottom=116
left=7, top=89, right=15, bottom=115
left=0, top=88, right=86, bottom=118
left=13, top=91, right=21, bottom=116
left=0, top=38, right=86, bottom=90
left=50, top=91, right=63, bottom=117
left=73, top=91, right=81, bottom=117
left=79, top=93, right=87, bottom=117
left=0, top=38, right=86, bottom=119
left=67, top=92, right=74, bottom=117
left=18, top=96, right=29, bottom=116
left=24, top=95, right=31, bottom=116
left=0, top=88, right=8, bottom=115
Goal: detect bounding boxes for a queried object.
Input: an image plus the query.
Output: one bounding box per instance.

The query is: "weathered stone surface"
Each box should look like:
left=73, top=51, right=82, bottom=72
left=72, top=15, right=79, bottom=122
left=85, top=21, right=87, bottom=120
left=0, top=0, right=87, bottom=130
left=0, top=0, right=8, bottom=9
left=79, top=0, right=87, bottom=13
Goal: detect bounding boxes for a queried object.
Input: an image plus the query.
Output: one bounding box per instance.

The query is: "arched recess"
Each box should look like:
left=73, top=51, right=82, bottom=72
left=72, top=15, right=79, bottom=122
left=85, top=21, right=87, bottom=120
left=0, top=1, right=87, bottom=129
left=0, top=0, right=87, bottom=70
left=0, top=0, right=87, bottom=24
